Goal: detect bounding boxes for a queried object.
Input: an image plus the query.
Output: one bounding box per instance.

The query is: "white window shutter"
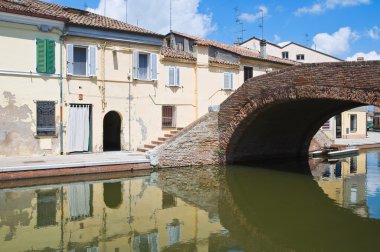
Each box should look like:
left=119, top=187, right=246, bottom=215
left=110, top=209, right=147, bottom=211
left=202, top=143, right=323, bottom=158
left=133, top=51, right=139, bottom=80
left=224, top=72, right=229, bottom=89
left=88, top=46, right=97, bottom=77
left=169, top=67, right=175, bottom=86
left=230, top=73, right=233, bottom=89
left=176, top=67, right=180, bottom=86
left=67, top=44, right=74, bottom=75
left=151, top=53, right=157, bottom=80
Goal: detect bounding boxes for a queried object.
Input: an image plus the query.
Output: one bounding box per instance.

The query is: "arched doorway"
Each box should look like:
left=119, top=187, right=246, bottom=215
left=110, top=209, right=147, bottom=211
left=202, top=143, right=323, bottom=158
left=103, top=111, right=121, bottom=151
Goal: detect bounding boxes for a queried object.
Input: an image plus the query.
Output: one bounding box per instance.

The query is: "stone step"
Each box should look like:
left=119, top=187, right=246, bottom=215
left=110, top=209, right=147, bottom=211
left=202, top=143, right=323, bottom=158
left=152, top=140, right=164, bottom=145
left=170, top=130, right=179, bottom=134
left=164, top=134, right=174, bottom=138
left=137, top=148, right=149, bottom=152
left=144, top=144, right=156, bottom=149
left=176, top=127, right=184, bottom=130
left=158, top=137, right=169, bottom=141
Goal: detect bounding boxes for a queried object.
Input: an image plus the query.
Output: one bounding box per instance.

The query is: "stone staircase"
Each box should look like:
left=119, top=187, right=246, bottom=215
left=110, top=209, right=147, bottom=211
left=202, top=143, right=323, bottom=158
left=137, top=128, right=183, bottom=152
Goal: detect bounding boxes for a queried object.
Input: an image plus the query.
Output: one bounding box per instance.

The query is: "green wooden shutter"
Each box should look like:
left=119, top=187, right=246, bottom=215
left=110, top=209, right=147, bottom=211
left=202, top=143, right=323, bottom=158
left=36, top=39, right=47, bottom=73
left=46, top=40, right=55, bottom=74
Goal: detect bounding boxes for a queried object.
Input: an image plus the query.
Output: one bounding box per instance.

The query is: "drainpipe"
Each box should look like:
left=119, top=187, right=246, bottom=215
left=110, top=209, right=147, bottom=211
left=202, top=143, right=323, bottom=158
left=59, top=35, right=64, bottom=155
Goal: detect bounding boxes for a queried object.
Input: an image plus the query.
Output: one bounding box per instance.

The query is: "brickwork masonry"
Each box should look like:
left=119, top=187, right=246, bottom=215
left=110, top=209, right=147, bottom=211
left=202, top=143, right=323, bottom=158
left=148, top=112, right=220, bottom=168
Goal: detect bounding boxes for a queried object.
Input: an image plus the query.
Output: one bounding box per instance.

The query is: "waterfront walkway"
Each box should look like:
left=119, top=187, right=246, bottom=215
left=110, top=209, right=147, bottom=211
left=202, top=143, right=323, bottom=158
left=0, top=151, right=150, bottom=181
left=334, top=131, right=380, bottom=149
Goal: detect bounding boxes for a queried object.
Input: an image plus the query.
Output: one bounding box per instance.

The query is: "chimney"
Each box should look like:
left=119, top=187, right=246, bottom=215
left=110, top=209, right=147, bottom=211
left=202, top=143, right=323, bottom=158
left=357, top=56, right=364, bottom=62
left=260, top=40, right=267, bottom=58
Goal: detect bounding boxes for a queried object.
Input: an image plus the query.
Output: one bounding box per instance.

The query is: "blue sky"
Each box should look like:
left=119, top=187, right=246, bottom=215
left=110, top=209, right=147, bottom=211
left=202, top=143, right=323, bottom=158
left=50, top=0, right=379, bottom=60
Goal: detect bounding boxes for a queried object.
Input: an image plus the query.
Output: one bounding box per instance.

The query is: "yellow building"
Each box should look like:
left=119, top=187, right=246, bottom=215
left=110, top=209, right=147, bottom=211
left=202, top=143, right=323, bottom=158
left=312, top=153, right=368, bottom=217
left=0, top=0, right=296, bottom=157
left=0, top=175, right=226, bottom=251
left=321, top=106, right=368, bottom=140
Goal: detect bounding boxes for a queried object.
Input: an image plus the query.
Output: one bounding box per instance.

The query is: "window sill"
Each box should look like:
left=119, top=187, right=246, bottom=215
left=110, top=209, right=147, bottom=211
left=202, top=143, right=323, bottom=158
left=166, top=85, right=183, bottom=88
left=34, top=134, right=58, bottom=139
left=222, top=88, right=233, bottom=91
left=67, top=75, right=97, bottom=79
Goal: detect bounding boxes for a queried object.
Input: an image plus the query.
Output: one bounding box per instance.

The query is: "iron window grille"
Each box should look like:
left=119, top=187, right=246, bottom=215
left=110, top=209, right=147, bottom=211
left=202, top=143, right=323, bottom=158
left=36, top=101, right=55, bottom=136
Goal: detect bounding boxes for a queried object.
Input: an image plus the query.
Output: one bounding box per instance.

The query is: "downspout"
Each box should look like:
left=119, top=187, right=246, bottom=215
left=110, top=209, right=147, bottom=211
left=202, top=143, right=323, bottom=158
left=194, top=61, right=199, bottom=120
left=59, top=34, right=64, bottom=155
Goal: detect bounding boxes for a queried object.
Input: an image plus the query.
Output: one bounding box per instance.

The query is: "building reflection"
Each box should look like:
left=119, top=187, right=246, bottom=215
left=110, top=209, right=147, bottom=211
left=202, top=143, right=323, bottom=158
left=0, top=174, right=229, bottom=252
left=312, top=153, right=368, bottom=217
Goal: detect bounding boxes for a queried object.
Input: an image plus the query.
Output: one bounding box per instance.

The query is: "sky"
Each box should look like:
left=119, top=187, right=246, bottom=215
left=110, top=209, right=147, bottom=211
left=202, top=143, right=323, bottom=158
left=49, top=0, right=380, bottom=61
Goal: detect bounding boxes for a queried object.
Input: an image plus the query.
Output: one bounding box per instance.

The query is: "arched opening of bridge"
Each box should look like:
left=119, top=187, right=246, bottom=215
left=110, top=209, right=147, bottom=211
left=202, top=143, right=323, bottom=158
left=103, top=111, right=121, bottom=151
left=225, top=98, right=366, bottom=164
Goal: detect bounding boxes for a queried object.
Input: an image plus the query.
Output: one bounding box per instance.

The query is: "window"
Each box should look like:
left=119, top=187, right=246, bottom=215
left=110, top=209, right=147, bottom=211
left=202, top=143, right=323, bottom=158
left=167, top=219, right=181, bottom=246
left=296, top=54, right=305, bottom=60
left=162, top=192, right=177, bottom=209
left=244, top=66, right=253, bottom=81
left=37, top=190, right=57, bottom=227
left=350, top=156, right=357, bottom=173
left=223, top=72, right=233, bottom=90
left=66, top=44, right=97, bottom=76
left=177, top=42, right=184, bottom=51
left=350, top=114, right=357, bottom=132
left=168, top=66, right=180, bottom=86
left=36, top=38, right=55, bottom=74
left=133, top=51, right=157, bottom=81
left=282, top=51, right=289, bottom=59
left=162, top=106, right=175, bottom=127
left=36, top=101, right=55, bottom=136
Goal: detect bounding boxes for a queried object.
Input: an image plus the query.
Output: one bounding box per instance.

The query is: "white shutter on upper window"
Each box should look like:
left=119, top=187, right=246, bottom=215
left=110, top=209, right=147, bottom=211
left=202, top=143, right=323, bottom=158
left=88, top=46, right=97, bottom=77
left=176, top=67, right=180, bottom=86
left=150, top=53, right=157, bottom=80
left=133, top=51, right=139, bottom=80
left=169, top=67, right=175, bottom=86
left=223, top=72, right=230, bottom=89
left=66, top=44, right=74, bottom=75
left=230, top=73, right=233, bottom=89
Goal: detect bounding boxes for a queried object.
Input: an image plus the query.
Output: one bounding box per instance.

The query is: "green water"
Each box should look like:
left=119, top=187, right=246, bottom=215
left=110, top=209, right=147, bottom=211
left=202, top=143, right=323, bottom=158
left=1, top=149, right=380, bottom=251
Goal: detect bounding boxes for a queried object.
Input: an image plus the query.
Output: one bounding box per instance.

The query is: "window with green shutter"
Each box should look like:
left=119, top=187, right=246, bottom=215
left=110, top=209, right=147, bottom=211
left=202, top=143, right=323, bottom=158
left=36, top=38, right=55, bottom=74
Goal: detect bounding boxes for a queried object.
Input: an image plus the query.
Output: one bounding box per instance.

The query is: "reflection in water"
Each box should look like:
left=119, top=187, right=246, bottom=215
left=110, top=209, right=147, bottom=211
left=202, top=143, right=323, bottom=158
left=2, top=150, right=380, bottom=251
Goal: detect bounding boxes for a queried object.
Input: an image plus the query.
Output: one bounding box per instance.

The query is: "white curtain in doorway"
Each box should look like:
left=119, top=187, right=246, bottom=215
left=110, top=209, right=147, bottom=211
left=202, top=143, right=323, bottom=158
left=67, top=105, right=90, bottom=152
left=67, top=183, right=91, bottom=219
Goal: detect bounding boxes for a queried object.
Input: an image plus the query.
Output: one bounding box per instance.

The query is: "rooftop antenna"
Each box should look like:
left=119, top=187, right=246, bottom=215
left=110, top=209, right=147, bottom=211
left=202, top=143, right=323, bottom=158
left=234, top=7, right=245, bottom=44
left=258, top=9, right=264, bottom=40
left=305, top=33, right=309, bottom=46
left=83, top=2, right=88, bottom=10
left=137, top=17, right=139, bottom=26
left=125, top=0, right=128, bottom=23
left=170, top=0, right=172, bottom=31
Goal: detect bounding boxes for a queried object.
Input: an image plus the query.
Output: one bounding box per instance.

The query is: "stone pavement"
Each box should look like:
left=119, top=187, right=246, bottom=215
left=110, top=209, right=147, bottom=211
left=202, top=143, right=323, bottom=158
left=0, top=151, right=150, bottom=173
left=334, top=131, right=380, bottom=146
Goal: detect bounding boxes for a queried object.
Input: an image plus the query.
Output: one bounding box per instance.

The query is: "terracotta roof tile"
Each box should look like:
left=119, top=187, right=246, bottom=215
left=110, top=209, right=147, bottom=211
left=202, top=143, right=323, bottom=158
left=0, top=0, right=162, bottom=37
left=209, top=57, right=239, bottom=67
left=171, top=31, right=300, bottom=66
left=160, top=46, right=196, bottom=62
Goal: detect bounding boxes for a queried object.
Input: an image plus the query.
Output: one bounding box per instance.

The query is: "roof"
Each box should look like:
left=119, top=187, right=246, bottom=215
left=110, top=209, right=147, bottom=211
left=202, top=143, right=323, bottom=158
left=160, top=46, right=196, bottom=62
left=239, top=36, right=343, bottom=62
left=0, top=0, right=162, bottom=37
left=169, top=31, right=299, bottom=66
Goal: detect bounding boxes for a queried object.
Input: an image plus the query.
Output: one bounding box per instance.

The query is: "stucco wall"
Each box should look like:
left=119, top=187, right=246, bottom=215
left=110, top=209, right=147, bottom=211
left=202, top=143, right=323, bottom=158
left=0, top=19, right=62, bottom=156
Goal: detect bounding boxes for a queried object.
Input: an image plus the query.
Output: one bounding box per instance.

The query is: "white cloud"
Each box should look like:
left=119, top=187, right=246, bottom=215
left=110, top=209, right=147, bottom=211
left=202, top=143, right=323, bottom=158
left=277, top=41, right=291, bottom=47
left=295, top=0, right=370, bottom=15
left=346, top=51, right=380, bottom=61
left=87, top=0, right=216, bottom=37
left=368, top=26, right=380, bottom=40
left=238, top=6, right=268, bottom=23
left=312, top=27, right=357, bottom=55
left=273, top=34, right=281, bottom=43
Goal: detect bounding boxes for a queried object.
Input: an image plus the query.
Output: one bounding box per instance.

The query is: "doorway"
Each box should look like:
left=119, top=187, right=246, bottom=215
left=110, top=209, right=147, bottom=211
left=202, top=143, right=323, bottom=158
left=103, top=111, right=121, bottom=151
left=336, top=114, right=342, bottom=139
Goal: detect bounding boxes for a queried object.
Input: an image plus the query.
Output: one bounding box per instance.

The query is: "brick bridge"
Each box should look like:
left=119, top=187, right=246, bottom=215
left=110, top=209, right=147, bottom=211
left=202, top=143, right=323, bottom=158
left=151, top=61, right=380, bottom=167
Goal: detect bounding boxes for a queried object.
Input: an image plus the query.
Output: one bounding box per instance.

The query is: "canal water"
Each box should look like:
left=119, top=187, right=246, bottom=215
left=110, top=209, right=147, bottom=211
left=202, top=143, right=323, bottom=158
left=2, top=150, right=380, bottom=251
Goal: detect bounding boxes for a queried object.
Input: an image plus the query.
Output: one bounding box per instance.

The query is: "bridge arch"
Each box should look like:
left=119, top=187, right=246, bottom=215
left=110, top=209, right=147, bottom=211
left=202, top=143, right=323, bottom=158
left=219, top=61, right=380, bottom=164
